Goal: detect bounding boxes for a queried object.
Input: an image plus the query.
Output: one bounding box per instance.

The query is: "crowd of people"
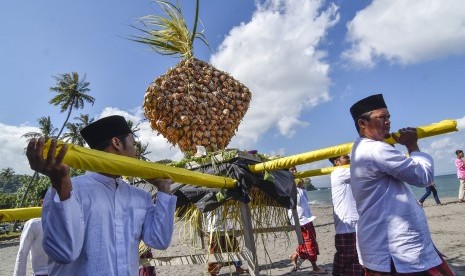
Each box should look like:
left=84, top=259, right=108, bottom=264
left=15, top=94, right=460, bottom=275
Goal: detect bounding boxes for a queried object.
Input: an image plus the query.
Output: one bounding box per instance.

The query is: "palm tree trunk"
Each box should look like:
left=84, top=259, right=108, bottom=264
left=57, top=102, right=74, bottom=138
left=13, top=171, right=39, bottom=230
left=17, top=171, right=39, bottom=207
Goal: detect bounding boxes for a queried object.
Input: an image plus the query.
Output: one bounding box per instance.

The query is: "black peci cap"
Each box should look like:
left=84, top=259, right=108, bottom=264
left=350, top=94, right=387, bottom=121
left=328, top=156, right=338, bottom=165
left=80, top=115, right=132, bottom=149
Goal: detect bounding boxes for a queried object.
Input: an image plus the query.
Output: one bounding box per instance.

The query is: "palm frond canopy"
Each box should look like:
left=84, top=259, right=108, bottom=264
left=74, top=114, right=94, bottom=127
left=22, top=116, right=58, bottom=139
left=63, top=122, right=86, bottom=146
left=49, top=72, right=95, bottom=112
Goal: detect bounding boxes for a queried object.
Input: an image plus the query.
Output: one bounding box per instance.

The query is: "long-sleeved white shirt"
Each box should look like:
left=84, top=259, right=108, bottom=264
left=330, top=167, right=358, bottom=234
left=288, top=187, right=315, bottom=226
left=42, top=172, right=177, bottom=276
left=13, top=218, right=48, bottom=276
left=350, top=137, right=440, bottom=273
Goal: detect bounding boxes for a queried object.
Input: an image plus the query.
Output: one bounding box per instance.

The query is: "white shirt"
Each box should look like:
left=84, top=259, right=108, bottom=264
left=42, top=172, right=177, bottom=276
left=330, top=167, right=358, bottom=234
left=288, top=187, right=316, bottom=226
left=206, top=207, right=233, bottom=232
left=350, top=137, right=441, bottom=273
left=13, top=218, right=48, bottom=276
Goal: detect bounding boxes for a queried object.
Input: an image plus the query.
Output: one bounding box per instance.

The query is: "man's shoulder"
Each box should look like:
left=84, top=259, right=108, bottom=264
left=23, top=217, right=42, bottom=231
left=332, top=166, right=350, bottom=174
left=331, top=169, right=350, bottom=191
left=355, top=138, right=386, bottom=149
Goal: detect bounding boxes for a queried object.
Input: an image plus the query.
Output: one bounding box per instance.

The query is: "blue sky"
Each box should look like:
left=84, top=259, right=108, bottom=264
left=1, top=0, right=464, bottom=187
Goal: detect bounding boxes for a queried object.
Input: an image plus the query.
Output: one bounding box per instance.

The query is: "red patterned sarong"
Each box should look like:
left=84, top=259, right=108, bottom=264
left=333, top=232, right=364, bottom=276
left=364, top=254, right=454, bottom=276
left=296, top=222, right=319, bottom=262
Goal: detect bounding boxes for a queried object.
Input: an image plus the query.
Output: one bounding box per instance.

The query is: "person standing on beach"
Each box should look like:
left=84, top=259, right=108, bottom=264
left=26, top=115, right=177, bottom=275
left=288, top=166, right=326, bottom=274
left=328, top=155, right=363, bottom=276
left=13, top=189, right=48, bottom=276
left=349, top=94, right=454, bottom=275
left=418, top=182, right=442, bottom=207
left=455, top=149, right=465, bottom=202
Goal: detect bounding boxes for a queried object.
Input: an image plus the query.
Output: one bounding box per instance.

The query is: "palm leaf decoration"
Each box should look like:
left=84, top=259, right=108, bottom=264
left=131, top=0, right=207, bottom=58
left=131, top=0, right=251, bottom=153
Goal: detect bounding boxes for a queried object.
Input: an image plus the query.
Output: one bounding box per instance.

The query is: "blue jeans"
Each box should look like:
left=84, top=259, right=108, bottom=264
left=419, top=186, right=441, bottom=204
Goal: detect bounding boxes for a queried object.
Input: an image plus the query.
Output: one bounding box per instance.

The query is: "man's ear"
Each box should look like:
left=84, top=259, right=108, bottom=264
left=357, top=118, right=366, bottom=130
left=111, top=137, right=123, bottom=151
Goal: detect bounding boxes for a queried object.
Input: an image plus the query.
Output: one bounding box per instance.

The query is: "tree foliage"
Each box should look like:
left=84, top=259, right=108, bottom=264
left=14, top=175, right=51, bottom=207
left=0, top=169, right=22, bottom=194
left=49, top=72, right=95, bottom=137
left=22, top=116, right=58, bottom=140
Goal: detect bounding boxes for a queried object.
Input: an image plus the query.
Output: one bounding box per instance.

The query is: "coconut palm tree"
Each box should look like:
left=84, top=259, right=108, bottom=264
left=0, top=167, right=15, bottom=180
left=135, top=141, right=151, bottom=161
left=22, top=116, right=58, bottom=140
left=75, top=113, right=94, bottom=128
left=131, top=0, right=251, bottom=153
left=62, top=113, right=94, bottom=146
left=18, top=116, right=58, bottom=215
left=62, top=122, right=83, bottom=146
left=49, top=72, right=95, bottom=137
left=18, top=73, right=95, bottom=211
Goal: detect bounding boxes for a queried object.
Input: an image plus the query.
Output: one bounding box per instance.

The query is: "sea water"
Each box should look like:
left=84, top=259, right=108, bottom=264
left=308, top=173, right=460, bottom=206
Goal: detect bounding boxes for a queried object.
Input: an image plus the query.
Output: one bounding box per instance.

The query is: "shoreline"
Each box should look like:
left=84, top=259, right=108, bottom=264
left=1, top=197, right=463, bottom=275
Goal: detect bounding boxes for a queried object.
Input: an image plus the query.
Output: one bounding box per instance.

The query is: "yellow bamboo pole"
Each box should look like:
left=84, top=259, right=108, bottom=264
left=294, top=164, right=350, bottom=178
left=42, top=141, right=237, bottom=189
left=249, top=119, right=458, bottom=173
left=0, top=207, right=42, bottom=222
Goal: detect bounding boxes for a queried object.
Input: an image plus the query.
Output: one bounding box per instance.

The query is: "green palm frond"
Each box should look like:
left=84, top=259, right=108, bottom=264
left=130, top=0, right=208, bottom=59
left=49, top=72, right=94, bottom=112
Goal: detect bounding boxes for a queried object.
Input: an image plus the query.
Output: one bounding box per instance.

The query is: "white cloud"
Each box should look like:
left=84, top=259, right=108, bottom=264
left=210, top=0, right=339, bottom=148
left=456, top=115, right=465, bottom=130
left=343, top=0, right=465, bottom=67
left=277, top=116, right=310, bottom=138
left=0, top=123, right=39, bottom=175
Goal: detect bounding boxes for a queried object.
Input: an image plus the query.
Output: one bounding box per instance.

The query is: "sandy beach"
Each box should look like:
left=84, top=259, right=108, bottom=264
left=1, top=197, right=463, bottom=275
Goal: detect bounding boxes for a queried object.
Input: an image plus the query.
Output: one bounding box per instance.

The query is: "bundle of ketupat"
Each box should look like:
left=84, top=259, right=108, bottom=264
left=132, top=0, right=251, bottom=153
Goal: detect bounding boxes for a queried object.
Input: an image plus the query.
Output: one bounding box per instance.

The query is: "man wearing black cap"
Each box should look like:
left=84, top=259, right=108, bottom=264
left=349, top=94, right=453, bottom=275
left=26, top=115, right=177, bottom=275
